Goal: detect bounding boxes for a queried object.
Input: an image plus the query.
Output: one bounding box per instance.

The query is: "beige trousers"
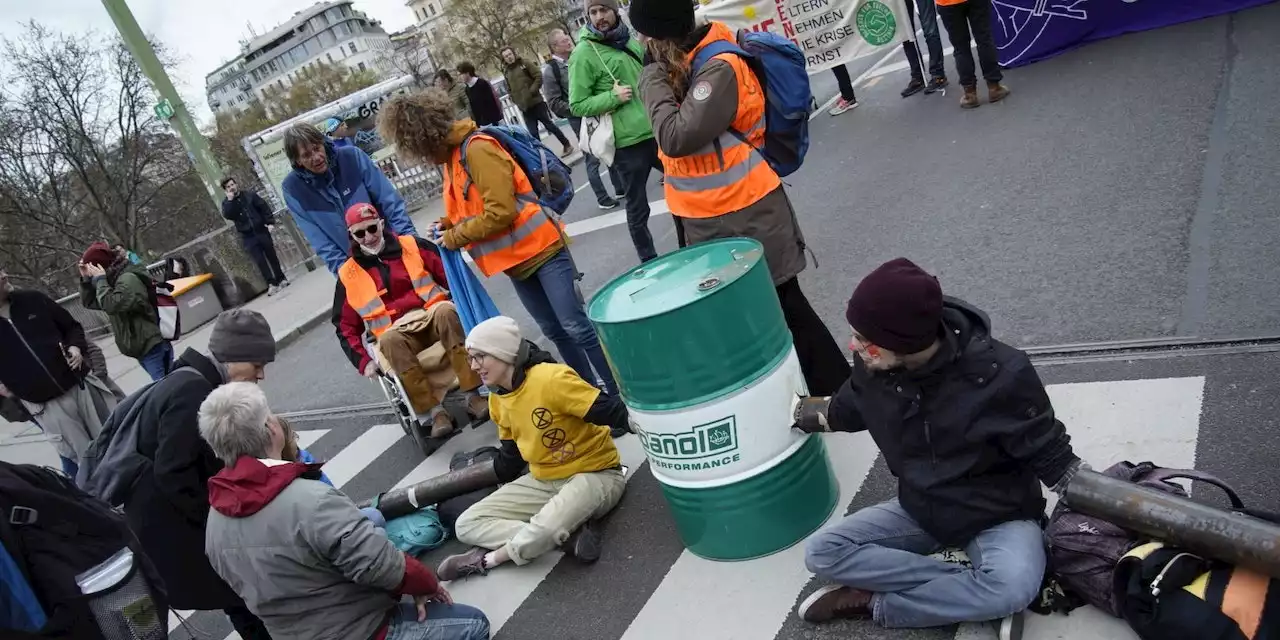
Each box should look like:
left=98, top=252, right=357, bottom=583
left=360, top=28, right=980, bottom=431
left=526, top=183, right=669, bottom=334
left=453, top=468, right=626, bottom=565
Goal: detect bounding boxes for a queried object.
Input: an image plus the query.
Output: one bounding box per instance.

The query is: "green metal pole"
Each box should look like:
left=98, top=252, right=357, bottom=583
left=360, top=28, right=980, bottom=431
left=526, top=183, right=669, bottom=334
left=100, top=0, right=225, bottom=206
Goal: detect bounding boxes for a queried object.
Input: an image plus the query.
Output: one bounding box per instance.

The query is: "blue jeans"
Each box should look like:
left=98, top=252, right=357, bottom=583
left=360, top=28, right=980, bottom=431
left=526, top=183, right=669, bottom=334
left=509, top=250, right=618, bottom=395
left=138, top=341, right=174, bottom=381
left=804, top=500, right=1044, bottom=628
left=383, top=602, right=490, bottom=640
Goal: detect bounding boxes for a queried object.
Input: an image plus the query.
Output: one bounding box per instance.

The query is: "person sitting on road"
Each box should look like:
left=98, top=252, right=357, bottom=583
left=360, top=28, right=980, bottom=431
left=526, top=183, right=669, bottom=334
left=200, top=382, right=490, bottom=640
left=280, top=122, right=417, bottom=275
left=791, top=258, right=1085, bottom=638
left=377, top=89, right=620, bottom=396
left=435, top=316, right=629, bottom=581
left=79, top=241, right=174, bottom=381
left=333, top=203, right=488, bottom=439
left=628, top=0, right=850, bottom=396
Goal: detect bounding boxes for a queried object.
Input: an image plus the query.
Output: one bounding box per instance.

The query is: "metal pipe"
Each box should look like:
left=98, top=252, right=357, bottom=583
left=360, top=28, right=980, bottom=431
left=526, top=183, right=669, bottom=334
left=361, top=459, right=502, bottom=520
left=1064, top=469, right=1280, bottom=577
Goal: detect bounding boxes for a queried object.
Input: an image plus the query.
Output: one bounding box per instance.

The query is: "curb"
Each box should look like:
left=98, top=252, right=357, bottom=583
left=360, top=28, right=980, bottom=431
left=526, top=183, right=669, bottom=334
left=274, top=305, right=332, bottom=352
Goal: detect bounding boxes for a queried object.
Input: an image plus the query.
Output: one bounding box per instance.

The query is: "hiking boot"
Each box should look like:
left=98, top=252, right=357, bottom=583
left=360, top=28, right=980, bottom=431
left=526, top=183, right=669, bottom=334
left=988, top=81, right=1010, bottom=103
left=901, top=77, right=926, bottom=98
left=597, top=197, right=621, bottom=210
left=998, top=611, right=1025, bottom=640
left=429, top=407, right=455, bottom=439
left=828, top=97, right=858, bottom=116
left=466, top=393, right=490, bottom=426
left=437, top=547, right=489, bottom=581
left=562, top=521, right=602, bottom=563
left=961, top=85, right=981, bottom=109
left=924, top=76, right=949, bottom=94
left=797, top=585, right=874, bottom=623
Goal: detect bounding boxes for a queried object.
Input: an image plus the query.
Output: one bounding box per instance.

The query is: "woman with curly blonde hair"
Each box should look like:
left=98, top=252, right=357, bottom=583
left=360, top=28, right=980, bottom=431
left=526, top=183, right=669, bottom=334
left=378, top=91, right=619, bottom=397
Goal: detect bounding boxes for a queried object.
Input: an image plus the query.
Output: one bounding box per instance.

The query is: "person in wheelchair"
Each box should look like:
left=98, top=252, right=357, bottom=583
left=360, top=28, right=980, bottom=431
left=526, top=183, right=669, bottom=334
left=333, top=203, right=487, bottom=438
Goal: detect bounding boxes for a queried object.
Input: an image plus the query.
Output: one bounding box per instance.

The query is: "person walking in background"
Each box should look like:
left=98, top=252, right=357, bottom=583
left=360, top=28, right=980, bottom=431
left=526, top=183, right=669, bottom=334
left=79, top=241, right=172, bottom=381
left=378, top=90, right=620, bottom=396
left=221, top=176, right=290, bottom=295
left=570, top=0, right=671, bottom=262
left=0, top=268, right=118, bottom=477
left=631, top=0, right=852, bottom=395
left=456, top=62, right=504, bottom=127
left=280, top=122, right=416, bottom=275
left=828, top=65, right=859, bottom=115
left=502, top=46, right=575, bottom=156
left=545, top=28, right=625, bottom=210
left=436, top=69, right=472, bottom=121
left=937, top=0, right=1008, bottom=108
left=900, top=0, right=950, bottom=97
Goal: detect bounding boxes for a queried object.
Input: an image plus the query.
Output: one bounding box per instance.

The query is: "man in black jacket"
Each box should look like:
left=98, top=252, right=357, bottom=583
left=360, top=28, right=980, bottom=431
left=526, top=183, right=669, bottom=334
left=79, top=308, right=279, bottom=639
left=792, top=258, right=1083, bottom=637
left=456, top=62, right=504, bottom=127
left=221, top=177, right=289, bottom=294
left=0, top=269, right=117, bottom=476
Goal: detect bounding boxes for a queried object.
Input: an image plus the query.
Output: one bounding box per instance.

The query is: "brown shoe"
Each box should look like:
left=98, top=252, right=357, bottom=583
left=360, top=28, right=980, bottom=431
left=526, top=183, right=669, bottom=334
left=988, top=81, right=1010, bottom=103
left=960, top=85, right=980, bottom=109
left=429, top=408, right=455, bottom=439
left=437, top=547, right=489, bottom=581
left=466, top=393, right=490, bottom=425
left=796, top=585, right=874, bottom=623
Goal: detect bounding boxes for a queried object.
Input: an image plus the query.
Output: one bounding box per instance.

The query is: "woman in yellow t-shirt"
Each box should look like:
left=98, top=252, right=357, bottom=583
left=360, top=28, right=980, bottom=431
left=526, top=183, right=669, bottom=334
left=435, top=316, right=630, bottom=581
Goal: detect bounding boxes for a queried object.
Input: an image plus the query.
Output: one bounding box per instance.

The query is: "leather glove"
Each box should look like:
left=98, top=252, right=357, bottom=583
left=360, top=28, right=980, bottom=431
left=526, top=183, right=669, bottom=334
left=791, top=396, right=832, bottom=433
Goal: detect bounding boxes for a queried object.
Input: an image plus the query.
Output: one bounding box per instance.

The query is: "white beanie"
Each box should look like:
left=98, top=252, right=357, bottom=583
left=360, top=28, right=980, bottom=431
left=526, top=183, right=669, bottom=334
left=466, top=316, right=523, bottom=364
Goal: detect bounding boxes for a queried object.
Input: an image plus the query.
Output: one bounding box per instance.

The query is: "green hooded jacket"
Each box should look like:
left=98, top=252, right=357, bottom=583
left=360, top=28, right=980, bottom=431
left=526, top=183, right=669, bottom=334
left=80, top=263, right=163, bottom=359
left=568, top=26, right=654, bottom=149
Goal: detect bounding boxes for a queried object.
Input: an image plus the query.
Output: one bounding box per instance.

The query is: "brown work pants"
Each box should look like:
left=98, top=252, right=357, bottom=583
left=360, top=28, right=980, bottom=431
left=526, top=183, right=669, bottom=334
left=375, top=302, right=481, bottom=415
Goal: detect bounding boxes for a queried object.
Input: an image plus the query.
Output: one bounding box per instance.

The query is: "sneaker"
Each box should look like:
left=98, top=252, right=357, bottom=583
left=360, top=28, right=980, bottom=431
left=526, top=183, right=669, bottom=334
left=597, top=198, right=621, bottom=210
left=279, top=279, right=291, bottom=288
left=563, top=521, right=602, bottom=563
left=828, top=97, right=858, bottom=116
left=924, top=76, right=949, bottom=94
left=901, top=77, right=926, bottom=98
left=437, top=547, right=489, bottom=581
left=797, top=585, right=874, bottom=623
left=998, top=611, right=1025, bottom=640
left=961, top=85, right=981, bottom=109
left=988, top=81, right=1011, bottom=103
left=563, top=144, right=577, bottom=156
left=266, top=284, right=280, bottom=296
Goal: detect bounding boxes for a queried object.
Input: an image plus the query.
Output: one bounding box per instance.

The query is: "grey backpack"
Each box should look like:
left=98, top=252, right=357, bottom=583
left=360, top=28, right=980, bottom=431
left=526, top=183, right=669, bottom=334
left=1044, top=461, right=1243, bottom=617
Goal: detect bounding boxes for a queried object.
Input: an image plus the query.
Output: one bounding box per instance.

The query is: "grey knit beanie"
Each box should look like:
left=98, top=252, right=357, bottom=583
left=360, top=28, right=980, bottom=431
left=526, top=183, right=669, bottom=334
left=465, top=316, right=522, bottom=364
left=208, top=309, right=276, bottom=364
left=585, top=0, right=619, bottom=14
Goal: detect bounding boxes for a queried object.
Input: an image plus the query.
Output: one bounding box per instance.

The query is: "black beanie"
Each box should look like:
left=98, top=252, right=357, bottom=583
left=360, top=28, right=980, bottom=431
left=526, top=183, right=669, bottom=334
left=628, top=0, right=696, bottom=40
left=845, top=258, right=943, bottom=355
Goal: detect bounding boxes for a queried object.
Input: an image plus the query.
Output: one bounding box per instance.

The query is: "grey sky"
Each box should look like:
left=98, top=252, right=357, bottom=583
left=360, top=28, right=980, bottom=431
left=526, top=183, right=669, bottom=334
left=1, top=0, right=415, bottom=126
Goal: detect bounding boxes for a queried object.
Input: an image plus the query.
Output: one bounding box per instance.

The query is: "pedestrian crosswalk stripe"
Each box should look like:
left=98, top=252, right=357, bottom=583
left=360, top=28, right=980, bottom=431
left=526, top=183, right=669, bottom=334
left=295, top=429, right=328, bottom=451
left=323, top=424, right=404, bottom=489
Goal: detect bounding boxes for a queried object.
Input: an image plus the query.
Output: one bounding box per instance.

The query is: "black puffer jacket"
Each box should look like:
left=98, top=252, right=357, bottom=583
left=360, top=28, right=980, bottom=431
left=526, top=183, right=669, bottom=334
left=828, top=297, right=1079, bottom=546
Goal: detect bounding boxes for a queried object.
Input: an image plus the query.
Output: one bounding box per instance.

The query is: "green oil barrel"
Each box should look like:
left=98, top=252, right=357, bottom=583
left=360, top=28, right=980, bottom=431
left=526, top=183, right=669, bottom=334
left=588, top=238, right=839, bottom=560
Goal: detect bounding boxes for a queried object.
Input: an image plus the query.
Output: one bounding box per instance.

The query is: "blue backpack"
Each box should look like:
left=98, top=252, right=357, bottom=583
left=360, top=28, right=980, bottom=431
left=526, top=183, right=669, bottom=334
left=460, top=125, right=575, bottom=213
left=691, top=30, right=813, bottom=177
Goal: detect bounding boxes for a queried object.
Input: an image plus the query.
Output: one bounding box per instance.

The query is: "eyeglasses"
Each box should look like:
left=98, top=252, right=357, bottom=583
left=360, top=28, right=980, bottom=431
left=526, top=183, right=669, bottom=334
left=466, top=352, right=488, bottom=366
left=351, top=223, right=380, bottom=239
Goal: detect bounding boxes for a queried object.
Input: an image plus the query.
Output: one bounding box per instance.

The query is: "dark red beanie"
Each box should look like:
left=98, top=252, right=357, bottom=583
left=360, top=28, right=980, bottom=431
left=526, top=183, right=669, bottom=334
left=81, top=242, right=116, bottom=269
left=845, top=258, right=943, bottom=355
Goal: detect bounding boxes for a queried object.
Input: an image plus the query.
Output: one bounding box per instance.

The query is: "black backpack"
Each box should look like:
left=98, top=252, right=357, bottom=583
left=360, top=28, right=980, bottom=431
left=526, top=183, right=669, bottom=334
left=437, top=446, right=503, bottom=532
left=0, top=462, right=167, bottom=639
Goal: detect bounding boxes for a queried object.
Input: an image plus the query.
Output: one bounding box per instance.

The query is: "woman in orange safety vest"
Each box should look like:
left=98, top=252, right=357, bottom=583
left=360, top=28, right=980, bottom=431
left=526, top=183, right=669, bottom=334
left=631, top=1, right=850, bottom=396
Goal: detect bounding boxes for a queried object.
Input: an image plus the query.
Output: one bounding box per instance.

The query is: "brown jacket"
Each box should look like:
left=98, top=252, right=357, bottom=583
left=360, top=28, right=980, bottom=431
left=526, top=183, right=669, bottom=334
left=437, top=120, right=562, bottom=280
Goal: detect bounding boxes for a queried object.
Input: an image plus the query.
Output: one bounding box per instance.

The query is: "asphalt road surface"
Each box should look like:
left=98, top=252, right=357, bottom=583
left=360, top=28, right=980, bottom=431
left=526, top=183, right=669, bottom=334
left=173, top=5, right=1280, bottom=639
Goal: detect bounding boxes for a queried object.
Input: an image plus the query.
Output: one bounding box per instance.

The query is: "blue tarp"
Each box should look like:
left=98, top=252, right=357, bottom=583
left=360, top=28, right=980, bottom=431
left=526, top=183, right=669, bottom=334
left=440, top=248, right=500, bottom=334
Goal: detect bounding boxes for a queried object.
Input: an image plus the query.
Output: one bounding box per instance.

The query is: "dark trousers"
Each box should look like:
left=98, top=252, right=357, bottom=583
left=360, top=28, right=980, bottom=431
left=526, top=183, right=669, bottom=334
left=776, top=277, right=851, bottom=396
left=523, top=102, right=572, bottom=149
left=242, top=229, right=285, bottom=285
left=569, top=116, right=627, bottom=204
left=904, top=0, right=947, bottom=80
left=610, top=138, right=666, bottom=262
left=938, top=0, right=1003, bottom=87
left=831, top=65, right=857, bottom=102
left=225, top=604, right=272, bottom=639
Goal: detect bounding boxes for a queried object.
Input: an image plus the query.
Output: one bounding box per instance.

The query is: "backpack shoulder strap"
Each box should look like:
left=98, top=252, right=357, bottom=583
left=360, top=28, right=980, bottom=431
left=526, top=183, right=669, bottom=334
left=1145, top=467, right=1245, bottom=509
left=692, top=41, right=745, bottom=74
left=458, top=130, right=488, bottom=198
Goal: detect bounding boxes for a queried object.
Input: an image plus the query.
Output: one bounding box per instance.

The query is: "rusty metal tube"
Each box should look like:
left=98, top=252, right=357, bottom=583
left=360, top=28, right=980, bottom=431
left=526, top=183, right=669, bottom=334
left=1063, top=469, right=1280, bottom=576
left=361, top=459, right=502, bottom=519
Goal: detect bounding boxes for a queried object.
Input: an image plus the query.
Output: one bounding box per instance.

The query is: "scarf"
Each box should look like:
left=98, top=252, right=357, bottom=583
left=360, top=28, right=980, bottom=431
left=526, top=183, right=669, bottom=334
left=588, top=20, right=632, bottom=48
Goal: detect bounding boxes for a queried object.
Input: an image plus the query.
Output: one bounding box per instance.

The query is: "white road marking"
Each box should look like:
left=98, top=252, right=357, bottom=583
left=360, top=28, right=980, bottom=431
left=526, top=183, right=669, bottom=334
left=295, top=429, right=328, bottom=450
left=324, top=424, right=405, bottom=489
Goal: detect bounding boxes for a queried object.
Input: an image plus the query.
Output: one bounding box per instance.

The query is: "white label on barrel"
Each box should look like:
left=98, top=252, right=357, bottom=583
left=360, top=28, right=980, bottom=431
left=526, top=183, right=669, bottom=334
left=629, top=348, right=807, bottom=487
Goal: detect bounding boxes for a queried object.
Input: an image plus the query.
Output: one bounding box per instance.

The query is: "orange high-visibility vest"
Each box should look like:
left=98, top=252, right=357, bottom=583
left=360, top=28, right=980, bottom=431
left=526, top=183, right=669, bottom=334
left=444, top=134, right=562, bottom=277
left=661, top=22, right=782, bottom=219
left=338, top=235, right=448, bottom=338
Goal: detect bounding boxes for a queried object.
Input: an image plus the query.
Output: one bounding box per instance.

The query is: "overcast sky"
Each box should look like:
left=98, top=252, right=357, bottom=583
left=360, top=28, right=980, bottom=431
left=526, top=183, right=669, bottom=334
left=1, top=0, right=417, bottom=126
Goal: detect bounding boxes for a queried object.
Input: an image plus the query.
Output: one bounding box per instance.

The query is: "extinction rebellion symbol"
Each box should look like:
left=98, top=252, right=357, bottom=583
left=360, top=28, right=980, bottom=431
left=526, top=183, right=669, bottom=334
left=855, top=0, right=898, bottom=47
left=636, top=417, right=741, bottom=473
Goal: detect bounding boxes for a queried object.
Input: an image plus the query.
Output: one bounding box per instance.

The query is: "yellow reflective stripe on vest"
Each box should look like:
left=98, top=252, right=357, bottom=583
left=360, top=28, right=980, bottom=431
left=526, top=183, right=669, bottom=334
left=666, top=150, right=768, bottom=193
left=466, top=207, right=554, bottom=258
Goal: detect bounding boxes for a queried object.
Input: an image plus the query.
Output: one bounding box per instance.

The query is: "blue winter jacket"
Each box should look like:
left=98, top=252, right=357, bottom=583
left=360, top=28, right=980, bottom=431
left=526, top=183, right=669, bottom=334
left=282, top=142, right=416, bottom=274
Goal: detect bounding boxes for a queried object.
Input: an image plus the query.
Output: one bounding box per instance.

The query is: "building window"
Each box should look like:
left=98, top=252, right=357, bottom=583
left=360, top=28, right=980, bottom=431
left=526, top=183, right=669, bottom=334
left=358, top=62, right=367, bottom=72
left=349, top=42, right=358, bottom=55
left=429, top=3, right=437, bottom=16
left=327, top=52, right=334, bottom=63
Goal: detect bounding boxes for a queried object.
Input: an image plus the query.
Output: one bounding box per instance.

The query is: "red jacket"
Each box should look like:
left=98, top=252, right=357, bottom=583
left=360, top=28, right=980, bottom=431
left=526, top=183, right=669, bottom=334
left=332, top=232, right=449, bottom=372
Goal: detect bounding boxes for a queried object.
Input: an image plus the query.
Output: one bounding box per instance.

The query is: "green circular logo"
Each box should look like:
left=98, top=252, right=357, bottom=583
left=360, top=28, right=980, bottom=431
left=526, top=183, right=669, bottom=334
left=855, top=0, right=898, bottom=47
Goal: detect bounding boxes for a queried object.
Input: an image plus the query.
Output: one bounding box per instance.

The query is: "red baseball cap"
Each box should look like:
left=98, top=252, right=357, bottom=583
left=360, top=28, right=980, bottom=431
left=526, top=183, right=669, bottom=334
left=345, top=203, right=380, bottom=228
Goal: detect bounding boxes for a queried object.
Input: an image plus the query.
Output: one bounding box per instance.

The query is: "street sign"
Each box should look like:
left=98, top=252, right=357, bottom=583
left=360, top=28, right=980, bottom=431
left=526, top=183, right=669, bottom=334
left=154, top=99, right=174, bottom=121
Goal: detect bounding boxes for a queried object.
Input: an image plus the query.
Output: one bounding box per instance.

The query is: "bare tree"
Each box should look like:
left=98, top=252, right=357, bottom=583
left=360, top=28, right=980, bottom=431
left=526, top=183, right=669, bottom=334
left=381, top=32, right=438, bottom=89
left=0, top=23, right=216, bottom=294
left=440, top=0, right=569, bottom=70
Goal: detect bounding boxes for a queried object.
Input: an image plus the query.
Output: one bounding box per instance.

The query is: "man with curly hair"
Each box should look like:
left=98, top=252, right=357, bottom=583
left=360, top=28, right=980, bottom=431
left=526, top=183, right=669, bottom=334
left=377, top=90, right=619, bottom=398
